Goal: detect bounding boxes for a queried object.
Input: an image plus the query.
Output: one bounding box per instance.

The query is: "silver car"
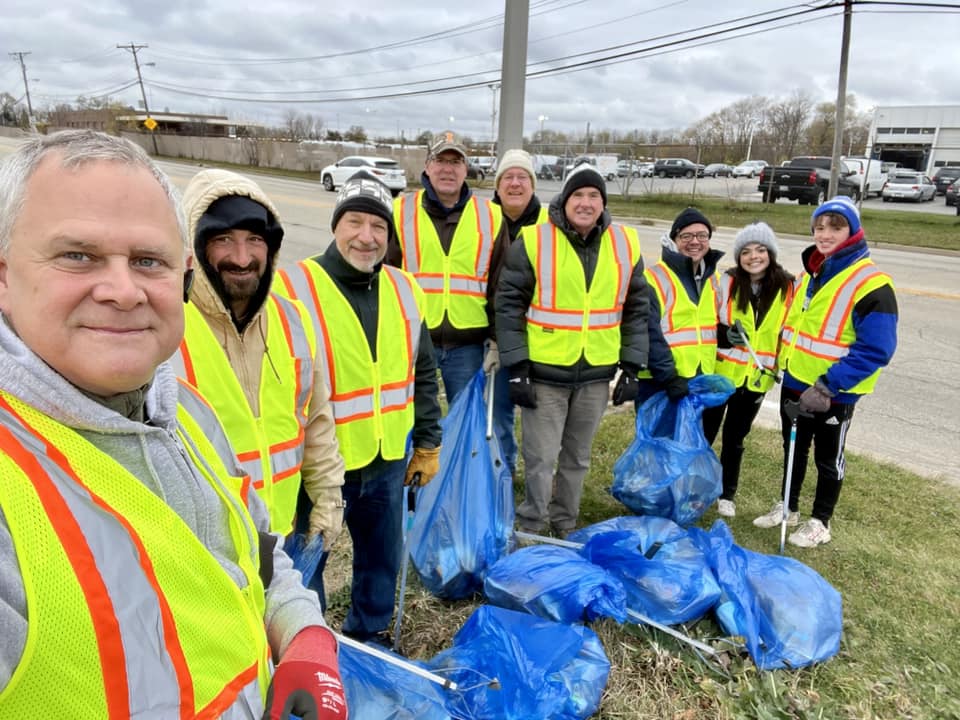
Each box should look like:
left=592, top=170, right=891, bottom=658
left=881, top=171, right=936, bottom=203
left=321, top=155, right=407, bottom=196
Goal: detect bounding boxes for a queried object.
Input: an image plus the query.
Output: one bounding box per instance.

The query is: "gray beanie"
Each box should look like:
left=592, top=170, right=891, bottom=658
left=732, top=221, right=778, bottom=261
left=495, top=148, right=536, bottom=190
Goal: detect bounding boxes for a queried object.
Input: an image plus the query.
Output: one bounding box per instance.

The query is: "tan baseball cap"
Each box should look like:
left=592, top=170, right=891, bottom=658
left=428, top=130, right=467, bottom=160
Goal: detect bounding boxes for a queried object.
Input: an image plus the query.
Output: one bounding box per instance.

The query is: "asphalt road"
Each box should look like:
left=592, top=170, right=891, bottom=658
left=1, top=136, right=956, bottom=487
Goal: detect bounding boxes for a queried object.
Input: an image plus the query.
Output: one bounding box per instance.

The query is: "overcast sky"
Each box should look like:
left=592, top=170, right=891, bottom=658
left=3, top=1, right=959, bottom=142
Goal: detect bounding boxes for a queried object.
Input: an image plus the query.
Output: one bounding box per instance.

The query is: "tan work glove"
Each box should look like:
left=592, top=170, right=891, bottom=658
left=483, top=341, right=500, bottom=374
left=404, top=446, right=441, bottom=486
left=307, top=489, right=345, bottom=549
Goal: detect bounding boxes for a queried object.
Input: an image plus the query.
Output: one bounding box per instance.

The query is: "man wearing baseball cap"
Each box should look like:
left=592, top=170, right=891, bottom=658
left=496, top=163, right=650, bottom=535
left=754, top=195, right=898, bottom=547
left=277, top=170, right=442, bottom=645
left=389, top=131, right=513, bottom=471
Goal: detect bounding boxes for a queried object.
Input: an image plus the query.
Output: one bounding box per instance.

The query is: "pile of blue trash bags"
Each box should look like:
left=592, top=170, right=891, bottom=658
left=327, top=372, right=844, bottom=719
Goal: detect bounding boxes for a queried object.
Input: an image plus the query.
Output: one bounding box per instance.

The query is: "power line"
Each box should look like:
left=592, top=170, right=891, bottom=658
left=117, top=43, right=158, bottom=155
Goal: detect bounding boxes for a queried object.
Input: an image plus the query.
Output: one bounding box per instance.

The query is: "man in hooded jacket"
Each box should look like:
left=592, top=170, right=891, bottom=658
left=495, top=163, right=649, bottom=535
left=174, top=169, right=346, bottom=604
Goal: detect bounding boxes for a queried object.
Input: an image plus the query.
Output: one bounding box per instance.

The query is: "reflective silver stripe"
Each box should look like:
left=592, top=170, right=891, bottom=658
left=176, top=381, right=246, bottom=478
left=526, top=307, right=621, bottom=329
left=663, top=328, right=700, bottom=344
left=789, top=334, right=848, bottom=360
left=399, top=192, right=421, bottom=274
left=717, top=347, right=751, bottom=364
left=534, top=223, right=556, bottom=306
left=448, top=276, right=486, bottom=296
left=280, top=265, right=333, bottom=393
left=381, top=385, right=413, bottom=409
left=270, top=444, right=304, bottom=480
left=238, top=456, right=265, bottom=486
left=167, top=345, right=187, bottom=380
left=330, top=393, right=375, bottom=422
left=822, top=264, right=884, bottom=339
left=383, top=266, right=423, bottom=360
left=717, top=276, right=734, bottom=326
left=647, top=265, right=677, bottom=336
left=415, top=275, right=446, bottom=292
left=271, top=293, right=314, bottom=426
left=702, top=328, right=717, bottom=342
left=473, top=197, right=495, bottom=278
left=607, top=225, right=633, bottom=306
left=0, top=402, right=183, bottom=710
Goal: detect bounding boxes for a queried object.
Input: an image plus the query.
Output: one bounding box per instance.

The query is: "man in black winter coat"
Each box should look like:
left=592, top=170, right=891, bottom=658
left=495, top=164, right=650, bottom=535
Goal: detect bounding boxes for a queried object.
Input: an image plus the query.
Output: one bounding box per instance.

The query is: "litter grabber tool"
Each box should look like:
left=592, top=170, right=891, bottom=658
left=485, top=369, right=495, bottom=440
left=512, top=530, right=718, bottom=658
left=733, top=319, right=782, bottom=388
left=780, top=400, right=804, bottom=554
left=392, top=483, right=417, bottom=653
left=335, top=631, right=459, bottom=691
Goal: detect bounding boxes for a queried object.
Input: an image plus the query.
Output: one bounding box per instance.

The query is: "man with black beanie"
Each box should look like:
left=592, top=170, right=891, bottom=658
left=495, top=163, right=650, bottom=535
left=636, top=206, right=725, bottom=405
left=276, top=170, right=442, bottom=646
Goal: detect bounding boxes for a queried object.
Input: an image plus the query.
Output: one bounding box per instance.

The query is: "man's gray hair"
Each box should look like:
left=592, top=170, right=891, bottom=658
left=0, top=130, right=188, bottom=257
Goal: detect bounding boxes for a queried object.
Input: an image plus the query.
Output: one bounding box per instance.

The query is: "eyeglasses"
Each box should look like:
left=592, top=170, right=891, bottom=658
left=677, top=231, right=710, bottom=242
left=500, top=173, right=531, bottom=185
left=430, top=156, right=464, bottom=166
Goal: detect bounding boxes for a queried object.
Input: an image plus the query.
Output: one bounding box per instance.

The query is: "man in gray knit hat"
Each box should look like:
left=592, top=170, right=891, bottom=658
left=495, top=163, right=650, bottom=535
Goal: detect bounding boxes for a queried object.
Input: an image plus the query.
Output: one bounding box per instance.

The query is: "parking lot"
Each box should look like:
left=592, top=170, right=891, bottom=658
left=535, top=175, right=959, bottom=215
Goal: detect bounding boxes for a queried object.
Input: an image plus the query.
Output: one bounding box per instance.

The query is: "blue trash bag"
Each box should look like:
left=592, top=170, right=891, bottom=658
left=426, top=605, right=610, bottom=720
left=688, top=521, right=843, bottom=670
left=282, top=533, right=324, bottom=588
left=408, top=369, right=515, bottom=599
left=611, top=374, right=734, bottom=526
left=483, top=545, right=627, bottom=624
left=338, top=639, right=451, bottom=720
left=569, top=516, right=721, bottom=626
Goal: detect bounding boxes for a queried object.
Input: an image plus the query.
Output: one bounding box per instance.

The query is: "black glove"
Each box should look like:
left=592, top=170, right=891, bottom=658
left=799, top=384, right=831, bottom=414
left=726, top=324, right=748, bottom=346
left=665, top=375, right=689, bottom=401
left=612, top=364, right=641, bottom=406
left=507, top=361, right=537, bottom=409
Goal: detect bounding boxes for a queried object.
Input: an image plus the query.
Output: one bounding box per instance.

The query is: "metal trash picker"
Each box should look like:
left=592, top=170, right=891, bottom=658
left=485, top=368, right=495, bottom=440
left=733, top=319, right=782, bottom=389
left=780, top=400, right=804, bottom=554
left=336, top=631, right=459, bottom=691
left=512, top=531, right=718, bottom=658
left=392, top=484, right=417, bottom=653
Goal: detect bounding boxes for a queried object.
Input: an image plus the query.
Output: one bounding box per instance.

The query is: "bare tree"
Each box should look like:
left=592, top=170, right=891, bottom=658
left=765, top=89, right=813, bottom=161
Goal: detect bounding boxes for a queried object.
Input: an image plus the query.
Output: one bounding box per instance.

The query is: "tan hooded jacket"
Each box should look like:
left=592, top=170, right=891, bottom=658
left=181, top=169, right=346, bottom=545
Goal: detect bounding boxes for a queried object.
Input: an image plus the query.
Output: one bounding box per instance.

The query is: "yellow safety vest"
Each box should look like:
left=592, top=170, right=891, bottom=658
left=276, top=262, right=425, bottom=470
left=641, top=262, right=721, bottom=378
left=522, top=222, right=641, bottom=367
left=170, top=294, right=315, bottom=535
left=715, top=275, right=795, bottom=393
left=0, top=384, right=271, bottom=719
left=393, top=190, right=502, bottom=330
left=779, top=258, right=893, bottom=395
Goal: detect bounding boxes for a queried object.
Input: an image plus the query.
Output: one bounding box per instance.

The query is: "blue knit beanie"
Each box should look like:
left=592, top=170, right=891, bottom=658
left=811, top=195, right=861, bottom=235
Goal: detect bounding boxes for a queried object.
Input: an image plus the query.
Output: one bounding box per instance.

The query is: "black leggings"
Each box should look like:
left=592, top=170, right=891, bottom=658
left=702, top=386, right=765, bottom=500
left=779, top=388, right=856, bottom=526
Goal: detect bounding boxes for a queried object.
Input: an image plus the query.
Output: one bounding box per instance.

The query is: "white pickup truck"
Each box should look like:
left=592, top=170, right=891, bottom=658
left=564, top=154, right=619, bottom=181
left=843, top=156, right=887, bottom=198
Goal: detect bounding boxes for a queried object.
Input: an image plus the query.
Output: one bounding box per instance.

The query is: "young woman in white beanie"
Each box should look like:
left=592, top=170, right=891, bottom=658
left=702, top=221, right=795, bottom=518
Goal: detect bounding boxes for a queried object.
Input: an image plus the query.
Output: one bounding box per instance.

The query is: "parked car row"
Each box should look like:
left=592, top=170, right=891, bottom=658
left=932, top=167, right=960, bottom=196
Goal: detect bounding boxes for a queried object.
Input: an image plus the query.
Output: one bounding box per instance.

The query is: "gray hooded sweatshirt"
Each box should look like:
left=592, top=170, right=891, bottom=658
left=0, top=315, right=326, bottom=717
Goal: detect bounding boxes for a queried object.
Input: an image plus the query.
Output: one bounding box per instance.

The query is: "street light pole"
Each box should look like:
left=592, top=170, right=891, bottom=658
left=538, top=114, right=548, bottom=152
left=118, top=42, right=159, bottom=156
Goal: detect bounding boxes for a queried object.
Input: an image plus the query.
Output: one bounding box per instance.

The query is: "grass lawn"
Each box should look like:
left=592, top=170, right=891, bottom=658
left=606, top=192, right=960, bottom=253
left=323, top=410, right=960, bottom=720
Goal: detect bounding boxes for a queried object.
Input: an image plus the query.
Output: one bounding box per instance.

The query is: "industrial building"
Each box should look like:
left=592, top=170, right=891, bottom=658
left=867, top=105, right=960, bottom=173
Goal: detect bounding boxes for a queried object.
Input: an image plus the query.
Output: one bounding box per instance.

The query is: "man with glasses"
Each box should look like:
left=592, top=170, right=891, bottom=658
left=637, top=207, right=724, bottom=403
left=389, top=131, right=509, bottom=443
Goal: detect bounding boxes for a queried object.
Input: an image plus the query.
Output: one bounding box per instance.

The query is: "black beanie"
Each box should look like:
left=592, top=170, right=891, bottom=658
left=560, top=163, right=607, bottom=207
left=670, top=206, right=713, bottom=240
left=195, top=195, right=283, bottom=252
left=331, top=170, right=395, bottom=234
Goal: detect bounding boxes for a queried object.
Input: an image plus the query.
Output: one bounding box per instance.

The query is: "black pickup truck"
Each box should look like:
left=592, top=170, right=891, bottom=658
left=757, top=156, right=861, bottom=205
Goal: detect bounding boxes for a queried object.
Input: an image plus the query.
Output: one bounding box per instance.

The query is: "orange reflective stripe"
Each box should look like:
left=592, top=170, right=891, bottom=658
left=173, top=337, right=198, bottom=387
left=194, top=662, right=260, bottom=720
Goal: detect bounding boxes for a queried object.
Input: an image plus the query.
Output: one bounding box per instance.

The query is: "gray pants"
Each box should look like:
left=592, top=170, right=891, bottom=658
left=516, top=381, right=609, bottom=533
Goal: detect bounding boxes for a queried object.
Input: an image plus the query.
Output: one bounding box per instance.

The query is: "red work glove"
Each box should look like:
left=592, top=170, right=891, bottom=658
left=263, top=626, right=347, bottom=720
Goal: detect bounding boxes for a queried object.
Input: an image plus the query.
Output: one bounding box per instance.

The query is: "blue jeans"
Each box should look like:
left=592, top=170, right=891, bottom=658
left=341, top=457, right=406, bottom=638
left=436, top=343, right=518, bottom=474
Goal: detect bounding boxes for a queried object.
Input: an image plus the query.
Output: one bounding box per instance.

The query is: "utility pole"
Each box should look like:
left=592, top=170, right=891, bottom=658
left=118, top=42, right=159, bottom=155
left=9, top=52, right=36, bottom=132
left=488, top=83, right=499, bottom=151
left=496, top=0, right=528, bottom=158
left=828, top=0, right=853, bottom=199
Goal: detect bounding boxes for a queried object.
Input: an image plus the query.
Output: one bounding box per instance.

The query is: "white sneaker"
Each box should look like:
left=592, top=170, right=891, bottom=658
left=752, top=501, right=800, bottom=529
left=717, top=499, right=736, bottom=517
left=788, top=518, right=832, bottom=548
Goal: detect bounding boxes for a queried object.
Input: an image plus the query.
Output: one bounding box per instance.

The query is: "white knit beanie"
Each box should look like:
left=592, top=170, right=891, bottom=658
left=732, top=221, right=778, bottom=261
left=495, top=148, right=536, bottom=190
